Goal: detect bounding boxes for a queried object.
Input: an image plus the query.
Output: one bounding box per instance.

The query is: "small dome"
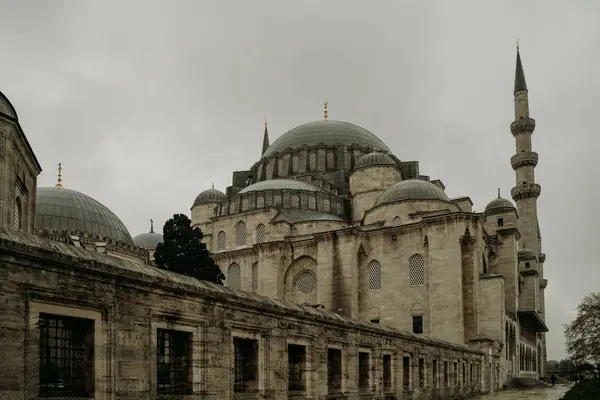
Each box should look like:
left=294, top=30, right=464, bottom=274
left=376, top=179, right=450, bottom=206
left=0, top=90, right=18, bottom=120
left=354, top=152, right=396, bottom=170
left=133, top=231, right=163, bottom=250
left=485, top=197, right=515, bottom=212
left=517, top=248, right=537, bottom=260
left=36, top=187, right=133, bottom=243
left=193, top=188, right=226, bottom=207
left=238, top=179, right=325, bottom=194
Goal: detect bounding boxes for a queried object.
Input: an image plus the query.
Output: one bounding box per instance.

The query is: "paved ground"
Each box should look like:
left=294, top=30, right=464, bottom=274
left=475, top=384, right=571, bottom=399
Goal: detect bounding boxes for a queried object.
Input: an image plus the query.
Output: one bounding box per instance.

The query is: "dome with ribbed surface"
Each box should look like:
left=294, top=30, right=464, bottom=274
left=238, top=179, right=325, bottom=194
left=354, top=152, right=396, bottom=170
left=193, top=188, right=226, bottom=207
left=35, top=187, right=133, bottom=243
left=485, top=197, right=515, bottom=212
left=133, top=231, right=163, bottom=250
left=376, top=179, right=449, bottom=206
left=262, top=120, right=391, bottom=158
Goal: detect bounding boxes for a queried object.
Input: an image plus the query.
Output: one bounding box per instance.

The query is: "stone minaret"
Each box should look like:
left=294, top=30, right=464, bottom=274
left=509, top=46, right=547, bottom=375
left=261, top=118, right=270, bottom=156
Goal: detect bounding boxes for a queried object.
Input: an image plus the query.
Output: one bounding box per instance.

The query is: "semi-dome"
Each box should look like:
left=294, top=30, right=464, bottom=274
left=193, top=187, right=226, bottom=207
left=375, top=179, right=450, bottom=206
left=354, top=152, right=396, bottom=170
left=35, top=187, right=133, bottom=243
left=238, top=179, right=325, bottom=194
left=485, top=193, right=515, bottom=212
left=0, top=90, right=18, bottom=120
left=133, top=231, right=163, bottom=250
left=262, top=120, right=391, bottom=158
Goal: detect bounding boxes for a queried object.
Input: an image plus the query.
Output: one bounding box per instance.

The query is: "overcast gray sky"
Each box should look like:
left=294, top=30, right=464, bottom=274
left=1, top=0, right=597, bottom=360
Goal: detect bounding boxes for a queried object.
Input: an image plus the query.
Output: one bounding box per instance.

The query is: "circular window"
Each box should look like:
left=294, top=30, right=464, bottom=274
left=294, top=271, right=316, bottom=294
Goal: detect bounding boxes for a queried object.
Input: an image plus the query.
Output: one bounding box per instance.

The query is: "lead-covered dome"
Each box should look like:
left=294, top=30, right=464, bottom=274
left=485, top=197, right=515, bottom=213
left=375, top=179, right=450, bottom=206
left=238, top=179, right=325, bottom=194
left=193, top=188, right=226, bottom=207
left=133, top=231, right=163, bottom=250
left=354, top=152, right=396, bottom=170
left=35, top=187, right=133, bottom=243
left=262, top=120, right=391, bottom=158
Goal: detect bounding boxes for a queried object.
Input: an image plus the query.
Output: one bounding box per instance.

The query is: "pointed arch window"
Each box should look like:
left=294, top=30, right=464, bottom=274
left=274, top=195, right=282, bottom=206
left=292, top=155, right=299, bottom=173
left=277, top=159, right=284, bottom=176
left=256, top=196, right=265, bottom=208
left=235, top=221, right=247, bottom=247
left=308, top=197, right=316, bottom=210
left=241, top=198, right=249, bottom=211
left=391, top=216, right=402, bottom=226
left=367, top=260, right=382, bottom=290
left=217, top=231, right=227, bottom=251
left=14, top=197, right=22, bottom=230
left=309, top=152, right=317, bottom=171
left=409, top=254, right=425, bottom=286
left=227, top=263, right=241, bottom=290
left=256, top=224, right=266, bottom=244
left=251, top=263, right=259, bottom=292
left=307, top=224, right=314, bottom=234
left=326, top=152, right=335, bottom=169
left=291, top=196, right=299, bottom=208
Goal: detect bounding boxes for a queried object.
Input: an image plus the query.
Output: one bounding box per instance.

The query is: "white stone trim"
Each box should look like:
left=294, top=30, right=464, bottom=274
left=231, top=330, right=265, bottom=394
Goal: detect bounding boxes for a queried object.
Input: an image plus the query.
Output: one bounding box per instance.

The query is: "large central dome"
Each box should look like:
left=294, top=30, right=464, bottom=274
left=262, top=120, right=391, bottom=158
left=35, top=187, right=133, bottom=244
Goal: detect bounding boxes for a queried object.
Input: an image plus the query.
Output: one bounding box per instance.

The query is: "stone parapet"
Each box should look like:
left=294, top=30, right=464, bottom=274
left=511, top=151, right=538, bottom=170
left=511, top=183, right=541, bottom=201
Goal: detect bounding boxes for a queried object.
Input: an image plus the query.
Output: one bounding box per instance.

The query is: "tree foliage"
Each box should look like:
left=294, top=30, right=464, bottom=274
left=564, top=292, right=600, bottom=378
left=154, top=214, right=225, bottom=285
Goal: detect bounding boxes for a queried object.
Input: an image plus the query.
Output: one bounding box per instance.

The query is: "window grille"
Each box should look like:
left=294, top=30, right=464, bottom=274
left=383, top=354, right=392, bottom=391
left=409, top=254, right=425, bottom=286
left=251, top=263, right=258, bottom=292
left=323, top=199, right=330, bottom=212
left=359, top=352, right=370, bottom=391
left=241, top=198, right=249, bottom=211
left=230, top=202, right=237, bottom=213
left=367, top=260, right=381, bottom=290
left=391, top=216, right=402, bottom=226
left=309, top=153, right=317, bottom=171
left=274, top=195, right=282, bottom=206
left=327, top=348, right=342, bottom=393
left=344, top=152, right=352, bottom=171
left=326, top=152, right=335, bottom=169
left=277, top=159, right=284, bottom=176
left=256, top=224, right=266, bottom=244
left=308, top=197, right=316, bottom=210
left=402, top=356, right=410, bottom=389
left=325, top=224, right=332, bottom=231
left=14, top=197, right=22, bottom=230
left=291, top=196, right=299, bottom=208
left=234, top=338, right=259, bottom=393
left=294, top=270, right=316, bottom=294
left=256, top=197, right=264, bottom=208
left=288, top=344, right=306, bottom=391
left=227, top=263, right=241, bottom=290
left=217, top=231, right=226, bottom=251
left=236, top=221, right=247, bottom=247
left=38, top=313, right=94, bottom=397
left=157, top=329, right=192, bottom=395
left=307, top=224, right=314, bottom=233
left=292, top=227, right=299, bottom=236
left=292, top=155, right=299, bottom=173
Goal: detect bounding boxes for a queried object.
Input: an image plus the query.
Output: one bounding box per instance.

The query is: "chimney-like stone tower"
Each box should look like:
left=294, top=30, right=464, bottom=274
left=510, top=46, right=547, bottom=375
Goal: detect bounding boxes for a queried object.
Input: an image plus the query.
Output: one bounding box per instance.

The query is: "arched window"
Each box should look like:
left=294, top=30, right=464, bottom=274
left=14, top=197, right=22, bottom=230
left=241, top=198, right=249, bottom=211
left=217, top=231, right=227, bottom=251
left=256, top=224, right=266, bottom=244
left=325, top=224, right=332, bottom=231
left=307, top=224, right=314, bottom=233
left=323, top=199, right=331, bottom=212
left=344, top=151, right=352, bottom=171
left=292, top=227, right=299, bottom=236
left=274, top=195, right=282, bottom=206
left=391, top=216, right=402, bottom=226
left=292, top=155, right=299, bottom=173
left=294, top=270, right=316, bottom=294
left=309, top=152, right=317, bottom=171
left=291, top=196, right=299, bottom=208
left=308, top=197, right=316, bottom=210
left=409, top=254, right=425, bottom=286
left=326, top=152, right=335, bottom=169
left=230, top=202, right=237, bottom=213
left=256, top=196, right=265, bottom=208
left=367, top=260, right=382, bottom=290
left=251, top=262, right=259, bottom=293
left=227, top=263, right=241, bottom=290
left=235, top=221, right=247, bottom=247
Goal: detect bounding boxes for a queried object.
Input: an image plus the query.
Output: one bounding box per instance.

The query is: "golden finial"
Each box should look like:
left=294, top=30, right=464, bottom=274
left=55, top=163, right=64, bottom=189
left=150, top=218, right=154, bottom=233
left=497, top=188, right=501, bottom=198
left=324, top=101, right=328, bottom=121
left=212, top=182, right=214, bottom=189
left=516, top=38, right=520, bottom=51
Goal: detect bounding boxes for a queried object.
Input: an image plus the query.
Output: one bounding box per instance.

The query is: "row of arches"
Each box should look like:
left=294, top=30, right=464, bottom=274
left=520, top=344, right=538, bottom=372
left=257, top=149, right=356, bottom=182
left=217, top=222, right=267, bottom=251
left=226, top=262, right=259, bottom=292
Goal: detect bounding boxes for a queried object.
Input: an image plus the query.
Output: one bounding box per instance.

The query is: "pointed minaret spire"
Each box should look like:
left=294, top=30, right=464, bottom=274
left=514, top=39, right=528, bottom=94
left=55, top=163, right=64, bottom=189
left=261, top=117, right=270, bottom=155
left=497, top=188, right=501, bottom=198
left=150, top=218, right=154, bottom=233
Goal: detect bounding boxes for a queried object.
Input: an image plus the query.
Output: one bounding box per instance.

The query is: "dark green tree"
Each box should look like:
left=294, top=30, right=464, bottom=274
left=154, top=214, right=225, bottom=285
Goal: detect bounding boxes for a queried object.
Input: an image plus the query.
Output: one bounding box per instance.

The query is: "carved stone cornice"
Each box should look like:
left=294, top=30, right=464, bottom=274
left=511, top=183, right=541, bottom=201
left=511, top=151, right=538, bottom=170
left=510, top=117, right=536, bottom=136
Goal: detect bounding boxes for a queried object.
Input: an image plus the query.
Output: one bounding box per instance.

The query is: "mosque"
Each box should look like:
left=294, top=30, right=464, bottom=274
left=0, top=47, right=547, bottom=389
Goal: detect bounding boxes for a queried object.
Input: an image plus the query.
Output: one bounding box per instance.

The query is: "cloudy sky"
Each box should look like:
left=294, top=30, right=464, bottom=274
left=1, top=0, right=597, bottom=360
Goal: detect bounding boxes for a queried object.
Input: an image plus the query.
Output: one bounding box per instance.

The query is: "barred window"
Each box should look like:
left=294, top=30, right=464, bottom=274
left=236, top=221, right=247, bottom=247
left=323, top=199, right=331, bottom=212
left=294, top=270, right=316, bottom=294
left=383, top=354, right=392, bottom=391
left=288, top=344, right=306, bottom=391
left=309, top=152, right=317, bottom=171
left=292, top=227, right=299, bottom=236
left=291, top=196, right=299, bottom=208
left=367, top=260, right=382, bottom=290
left=241, top=198, right=249, bottom=211
left=256, top=196, right=265, bottom=208
left=328, top=348, right=342, bottom=393
left=292, top=155, right=299, bottom=173
left=391, top=216, right=402, bottom=226
left=409, top=254, right=425, bottom=286
left=251, top=263, right=259, bottom=292
left=359, top=352, right=370, bottom=392
left=344, top=151, right=352, bottom=171
left=325, top=224, right=332, bottom=231
left=230, top=202, right=237, bottom=213
left=326, top=152, right=335, bottom=169
left=308, top=197, right=316, bottom=210
left=38, top=313, right=94, bottom=397
left=274, top=195, right=282, bottom=206
left=217, top=231, right=226, bottom=251
left=227, top=263, right=241, bottom=290
left=234, top=338, right=259, bottom=393
left=157, top=329, right=192, bottom=395
left=307, top=224, right=314, bottom=233
left=14, top=196, right=22, bottom=230
left=256, top=224, right=266, bottom=244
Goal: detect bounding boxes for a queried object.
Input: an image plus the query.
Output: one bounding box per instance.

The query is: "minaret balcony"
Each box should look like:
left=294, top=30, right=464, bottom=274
left=511, top=151, right=538, bottom=170
left=510, top=117, right=536, bottom=136
left=511, top=183, right=541, bottom=201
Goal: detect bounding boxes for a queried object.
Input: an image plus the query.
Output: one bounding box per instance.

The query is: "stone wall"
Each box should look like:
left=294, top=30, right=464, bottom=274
left=0, top=229, right=494, bottom=399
